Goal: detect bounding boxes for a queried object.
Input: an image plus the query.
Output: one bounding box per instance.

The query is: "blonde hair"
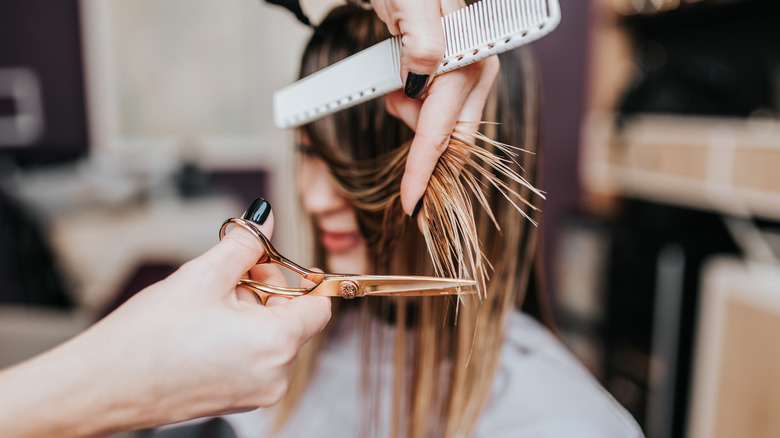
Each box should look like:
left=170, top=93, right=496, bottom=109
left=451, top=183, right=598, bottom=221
left=275, top=6, right=546, bottom=437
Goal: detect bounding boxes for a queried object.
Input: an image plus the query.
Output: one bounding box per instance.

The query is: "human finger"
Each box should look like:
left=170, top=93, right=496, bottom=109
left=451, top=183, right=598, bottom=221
left=399, top=71, right=472, bottom=215
left=371, top=0, right=395, bottom=33
left=385, top=89, right=422, bottom=130
left=238, top=263, right=288, bottom=305
left=265, top=267, right=322, bottom=308
left=198, top=198, right=274, bottom=284
left=399, top=0, right=444, bottom=98
left=268, top=295, right=332, bottom=345
left=400, top=55, right=499, bottom=216
left=374, top=0, right=445, bottom=98
left=449, top=56, right=500, bottom=141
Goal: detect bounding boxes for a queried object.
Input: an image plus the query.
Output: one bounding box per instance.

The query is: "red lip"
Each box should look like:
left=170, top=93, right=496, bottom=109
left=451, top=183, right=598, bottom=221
left=319, top=230, right=362, bottom=253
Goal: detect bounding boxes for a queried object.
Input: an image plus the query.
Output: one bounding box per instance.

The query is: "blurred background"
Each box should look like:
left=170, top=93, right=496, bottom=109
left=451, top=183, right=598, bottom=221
left=1, top=0, right=779, bottom=437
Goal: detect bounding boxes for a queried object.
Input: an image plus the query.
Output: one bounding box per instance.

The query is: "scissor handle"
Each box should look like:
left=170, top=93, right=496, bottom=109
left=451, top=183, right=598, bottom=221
left=219, top=218, right=326, bottom=301
left=236, top=278, right=309, bottom=305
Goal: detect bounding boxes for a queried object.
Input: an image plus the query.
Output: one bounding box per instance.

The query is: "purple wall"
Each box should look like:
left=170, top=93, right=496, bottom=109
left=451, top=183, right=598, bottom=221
left=533, top=0, right=592, bottom=302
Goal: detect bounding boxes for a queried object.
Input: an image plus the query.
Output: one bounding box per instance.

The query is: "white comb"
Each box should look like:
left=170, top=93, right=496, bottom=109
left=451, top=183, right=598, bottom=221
left=273, top=0, right=561, bottom=129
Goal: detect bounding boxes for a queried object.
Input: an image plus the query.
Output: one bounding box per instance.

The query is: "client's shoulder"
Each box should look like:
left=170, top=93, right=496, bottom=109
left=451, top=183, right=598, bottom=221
left=475, top=312, right=644, bottom=437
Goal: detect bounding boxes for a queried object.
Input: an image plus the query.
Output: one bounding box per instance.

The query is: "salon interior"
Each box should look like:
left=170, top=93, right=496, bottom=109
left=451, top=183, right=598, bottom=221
left=2, top=0, right=779, bottom=437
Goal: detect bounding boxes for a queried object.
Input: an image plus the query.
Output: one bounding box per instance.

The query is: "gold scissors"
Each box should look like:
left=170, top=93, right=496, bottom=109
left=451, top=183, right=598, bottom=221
left=219, top=217, right=476, bottom=304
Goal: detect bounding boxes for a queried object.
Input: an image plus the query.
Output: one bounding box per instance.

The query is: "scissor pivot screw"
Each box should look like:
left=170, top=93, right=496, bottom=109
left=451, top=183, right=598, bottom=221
left=338, top=280, right=358, bottom=299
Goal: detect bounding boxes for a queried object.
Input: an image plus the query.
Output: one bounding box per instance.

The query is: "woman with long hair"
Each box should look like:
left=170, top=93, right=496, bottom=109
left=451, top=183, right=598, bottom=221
left=165, top=5, right=641, bottom=437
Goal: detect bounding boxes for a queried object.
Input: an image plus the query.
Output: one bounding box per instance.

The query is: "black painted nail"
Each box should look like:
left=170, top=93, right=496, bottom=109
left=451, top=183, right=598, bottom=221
left=404, top=72, right=429, bottom=99
left=410, top=197, right=424, bottom=220
left=243, top=198, right=271, bottom=225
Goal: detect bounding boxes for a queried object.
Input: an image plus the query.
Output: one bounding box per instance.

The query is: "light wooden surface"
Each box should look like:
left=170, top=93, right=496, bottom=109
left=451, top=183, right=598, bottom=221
left=581, top=113, right=780, bottom=221
left=688, top=257, right=780, bottom=438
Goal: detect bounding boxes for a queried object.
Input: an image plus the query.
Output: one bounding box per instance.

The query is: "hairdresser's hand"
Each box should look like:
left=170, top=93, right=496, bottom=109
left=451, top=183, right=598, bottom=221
left=372, top=0, right=500, bottom=218
left=0, top=203, right=331, bottom=438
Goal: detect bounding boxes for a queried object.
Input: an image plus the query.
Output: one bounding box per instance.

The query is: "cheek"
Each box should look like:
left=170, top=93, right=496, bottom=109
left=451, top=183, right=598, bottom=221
left=296, top=159, right=313, bottom=199
left=297, top=156, right=346, bottom=214
left=297, top=157, right=329, bottom=204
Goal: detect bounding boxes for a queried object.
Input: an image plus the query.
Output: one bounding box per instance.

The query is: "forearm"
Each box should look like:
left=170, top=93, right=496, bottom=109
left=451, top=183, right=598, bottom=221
left=0, top=204, right=330, bottom=436
left=0, top=323, right=170, bottom=437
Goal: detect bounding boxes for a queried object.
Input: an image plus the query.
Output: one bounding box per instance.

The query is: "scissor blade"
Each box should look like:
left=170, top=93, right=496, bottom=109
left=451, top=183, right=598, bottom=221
left=307, top=275, right=477, bottom=298
left=356, top=275, right=476, bottom=297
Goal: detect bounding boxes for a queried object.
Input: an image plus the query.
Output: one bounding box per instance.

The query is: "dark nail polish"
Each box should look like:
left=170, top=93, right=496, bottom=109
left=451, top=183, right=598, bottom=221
left=410, top=197, right=424, bottom=220
left=404, top=72, right=429, bottom=99
left=243, top=198, right=271, bottom=225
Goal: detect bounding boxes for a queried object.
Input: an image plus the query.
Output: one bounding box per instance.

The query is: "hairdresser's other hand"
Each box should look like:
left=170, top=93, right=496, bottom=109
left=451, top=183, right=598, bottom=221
left=372, top=0, right=500, bottom=217
left=0, top=204, right=331, bottom=437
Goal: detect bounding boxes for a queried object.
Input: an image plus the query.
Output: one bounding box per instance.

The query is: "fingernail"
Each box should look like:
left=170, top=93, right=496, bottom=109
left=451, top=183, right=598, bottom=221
left=404, top=72, right=429, bottom=99
left=410, top=197, right=424, bottom=220
left=243, top=198, right=271, bottom=225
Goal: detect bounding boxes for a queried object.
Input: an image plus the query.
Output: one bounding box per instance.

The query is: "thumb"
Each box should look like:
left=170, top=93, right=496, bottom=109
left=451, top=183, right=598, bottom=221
left=200, top=198, right=275, bottom=285
left=268, top=295, right=332, bottom=346
left=265, top=268, right=330, bottom=339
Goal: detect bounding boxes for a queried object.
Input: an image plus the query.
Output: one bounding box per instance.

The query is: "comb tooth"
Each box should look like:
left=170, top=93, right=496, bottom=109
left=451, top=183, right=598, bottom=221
left=444, top=10, right=452, bottom=55
left=483, top=0, right=491, bottom=41
left=452, top=9, right=460, bottom=54
left=489, top=0, right=497, bottom=41
left=509, top=0, right=518, bottom=33
left=476, top=2, right=484, bottom=46
left=505, top=0, right=513, bottom=36
left=468, top=3, right=476, bottom=49
left=530, top=0, right=538, bottom=28
left=483, top=1, right=491, bottom=44
left=463, top=7, right=470, bottom=51
left=471, top=3, right=484, bottom=49
left=493, top=0, right=500, bottom=37
left=535, top=0, right=543, bottom=25
left=515, top=0, right=528, bottom=32
left=491, top=0, right=498, bottom=39
left=529, top=0, right=545, bottom=27
left=451, top=13, right=458, bottom=57
left=497, top=0, right=506, bottom=37
left=451, top=9, right=459, bottom=54
left=525, top=0, right=532, bottom=29
left=473, top=1, right=480, bottom=48
left=449, top=9, right=457, bottom=54
left=492, top=0, right=500, bottom=37
left=522, top=0, right=530, bottom=30
left=477, top=1, right=485, bottom=46
left=530, top=0, right=538, bottom=26
left=443, top=14, right=451, bottom=58
left=451, top=12, right=458, bottom=55
left=463, top=6, right=470, bottom=50
left=531, top=0, right=538, bottom=23
left=458, top=9, right=467, bottom=53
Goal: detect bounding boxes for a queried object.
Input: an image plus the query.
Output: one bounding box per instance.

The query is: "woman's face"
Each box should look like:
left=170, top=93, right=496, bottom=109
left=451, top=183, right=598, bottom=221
left=297, top=133, right=369, bottom=275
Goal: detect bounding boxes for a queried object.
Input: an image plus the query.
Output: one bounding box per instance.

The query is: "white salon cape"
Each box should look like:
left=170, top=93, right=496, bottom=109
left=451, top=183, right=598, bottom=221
left=217, top=311, right=643, bottom=437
